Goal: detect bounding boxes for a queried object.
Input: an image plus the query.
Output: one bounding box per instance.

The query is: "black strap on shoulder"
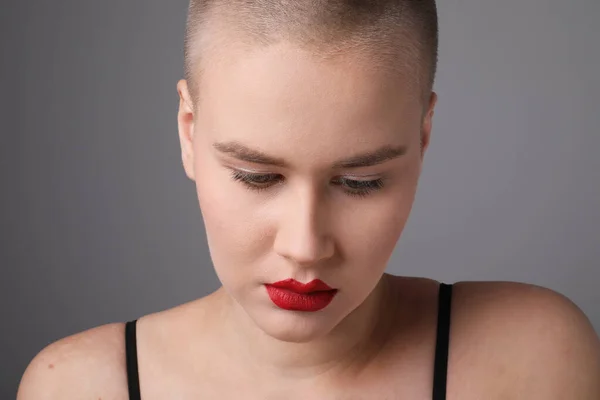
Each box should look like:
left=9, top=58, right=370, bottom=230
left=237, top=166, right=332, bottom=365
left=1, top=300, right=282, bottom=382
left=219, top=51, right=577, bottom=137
left=125, top=319, right=142, bottom=400
left=432, top=283, right=453, bottom=400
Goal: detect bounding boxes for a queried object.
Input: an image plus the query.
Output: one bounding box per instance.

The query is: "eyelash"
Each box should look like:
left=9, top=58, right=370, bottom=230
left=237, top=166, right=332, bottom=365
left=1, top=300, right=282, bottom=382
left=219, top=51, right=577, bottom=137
left=228, top=170, right=385, bottom=198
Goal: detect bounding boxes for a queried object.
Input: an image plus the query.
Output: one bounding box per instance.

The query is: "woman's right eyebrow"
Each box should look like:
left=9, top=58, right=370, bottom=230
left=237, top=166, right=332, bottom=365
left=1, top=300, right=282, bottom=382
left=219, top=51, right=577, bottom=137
left=212, top=140, right=407, bottom=169
left=213, top=141, right=287, bottom=167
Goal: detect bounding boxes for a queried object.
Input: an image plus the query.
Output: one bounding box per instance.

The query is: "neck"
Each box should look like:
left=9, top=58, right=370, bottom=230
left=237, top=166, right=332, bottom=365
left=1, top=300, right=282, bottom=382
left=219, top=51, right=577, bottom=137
left=219, top=274, right=399, bottom=382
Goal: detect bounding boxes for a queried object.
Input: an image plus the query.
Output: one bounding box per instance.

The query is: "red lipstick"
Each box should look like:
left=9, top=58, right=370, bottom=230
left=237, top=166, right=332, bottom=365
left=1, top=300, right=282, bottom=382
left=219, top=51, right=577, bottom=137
left=265, top=279, right=338, bottom=312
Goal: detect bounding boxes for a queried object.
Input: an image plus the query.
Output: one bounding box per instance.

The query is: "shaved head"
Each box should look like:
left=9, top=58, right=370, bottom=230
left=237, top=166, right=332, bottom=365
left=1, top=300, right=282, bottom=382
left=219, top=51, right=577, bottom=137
left=183, top=0, right=438, bottom=107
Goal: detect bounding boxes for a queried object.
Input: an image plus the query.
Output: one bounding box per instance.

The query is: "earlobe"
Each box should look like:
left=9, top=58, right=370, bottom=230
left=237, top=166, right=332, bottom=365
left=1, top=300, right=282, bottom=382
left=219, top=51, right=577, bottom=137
left=177, top=80, right=196, bottom=181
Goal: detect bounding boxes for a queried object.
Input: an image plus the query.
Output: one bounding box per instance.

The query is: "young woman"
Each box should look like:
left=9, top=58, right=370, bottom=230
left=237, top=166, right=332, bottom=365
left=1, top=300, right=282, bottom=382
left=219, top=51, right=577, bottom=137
left=17, top=1, right=600, bottom=399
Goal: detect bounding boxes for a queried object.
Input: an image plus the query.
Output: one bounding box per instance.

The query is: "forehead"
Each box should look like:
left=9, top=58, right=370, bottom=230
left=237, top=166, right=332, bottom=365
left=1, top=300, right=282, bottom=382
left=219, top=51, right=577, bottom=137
left=196, top=41, right=423, bottom=163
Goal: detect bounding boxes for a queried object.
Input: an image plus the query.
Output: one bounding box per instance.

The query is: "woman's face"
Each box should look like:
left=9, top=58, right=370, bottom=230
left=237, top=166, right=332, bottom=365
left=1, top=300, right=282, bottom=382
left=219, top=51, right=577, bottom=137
left=178, top=41, right=436, bottom=343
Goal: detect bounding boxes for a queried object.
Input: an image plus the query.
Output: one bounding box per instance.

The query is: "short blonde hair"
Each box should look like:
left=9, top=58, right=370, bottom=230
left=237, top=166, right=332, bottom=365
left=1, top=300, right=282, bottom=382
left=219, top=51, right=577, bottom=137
left=183, top=0, right=438, bottom=106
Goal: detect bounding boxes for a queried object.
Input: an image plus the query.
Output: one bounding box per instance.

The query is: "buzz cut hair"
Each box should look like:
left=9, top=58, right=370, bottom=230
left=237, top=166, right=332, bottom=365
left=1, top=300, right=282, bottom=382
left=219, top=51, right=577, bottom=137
left=183, top=0, right=438, bottom=107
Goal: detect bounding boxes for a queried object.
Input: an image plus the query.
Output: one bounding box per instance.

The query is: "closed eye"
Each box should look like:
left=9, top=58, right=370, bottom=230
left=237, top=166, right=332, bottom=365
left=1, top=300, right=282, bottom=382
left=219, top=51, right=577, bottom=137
left=228, top=169, right=385, bottom=198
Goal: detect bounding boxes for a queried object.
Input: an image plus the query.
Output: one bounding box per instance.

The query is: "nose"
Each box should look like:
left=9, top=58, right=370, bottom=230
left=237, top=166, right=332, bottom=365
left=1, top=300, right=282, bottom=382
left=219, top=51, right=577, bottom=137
left=273, top=185, right=335, bottom=267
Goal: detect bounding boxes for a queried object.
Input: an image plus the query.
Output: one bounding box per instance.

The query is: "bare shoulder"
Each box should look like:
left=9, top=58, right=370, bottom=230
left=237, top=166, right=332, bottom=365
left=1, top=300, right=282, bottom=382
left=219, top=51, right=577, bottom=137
left=16, top=293, right=215, bottom=400
left=17, top=322, right=129, bottom=400
left=450, top=281, right=600, bottom=399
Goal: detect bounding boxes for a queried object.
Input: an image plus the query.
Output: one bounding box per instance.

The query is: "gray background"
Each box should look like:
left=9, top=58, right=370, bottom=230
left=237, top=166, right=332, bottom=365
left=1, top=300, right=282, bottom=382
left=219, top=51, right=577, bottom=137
left=1, top=0, right=598, bottom=396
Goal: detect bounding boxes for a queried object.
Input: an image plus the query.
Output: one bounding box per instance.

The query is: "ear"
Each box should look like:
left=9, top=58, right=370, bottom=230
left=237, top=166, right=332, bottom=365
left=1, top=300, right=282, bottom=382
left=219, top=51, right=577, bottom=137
left=177, top=80, right=196, bottom=181
left=420, top=91, right=437, bottom=160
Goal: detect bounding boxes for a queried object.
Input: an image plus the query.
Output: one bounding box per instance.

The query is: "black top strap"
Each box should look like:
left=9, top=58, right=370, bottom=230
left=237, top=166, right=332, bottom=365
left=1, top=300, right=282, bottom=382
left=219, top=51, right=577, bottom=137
left=432, top=283, right=453, bottom=400
left=125, top=319, right=142, bottom=400
left=125, top=286, right=453, bottom=400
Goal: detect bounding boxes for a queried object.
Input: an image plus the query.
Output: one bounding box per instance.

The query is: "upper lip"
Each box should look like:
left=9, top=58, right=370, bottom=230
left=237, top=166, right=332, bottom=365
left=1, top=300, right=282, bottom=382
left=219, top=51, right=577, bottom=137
left=267, top=279, right=336, bottom=294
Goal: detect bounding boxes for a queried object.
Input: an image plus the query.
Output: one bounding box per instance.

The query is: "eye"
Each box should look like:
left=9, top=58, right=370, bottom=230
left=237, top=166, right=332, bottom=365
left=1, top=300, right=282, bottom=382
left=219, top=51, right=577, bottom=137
left=228, top=169, right=385, bottom=197
left=331, top=177, right=385, bottom=197
left=229, top=170, right=282, bottom=192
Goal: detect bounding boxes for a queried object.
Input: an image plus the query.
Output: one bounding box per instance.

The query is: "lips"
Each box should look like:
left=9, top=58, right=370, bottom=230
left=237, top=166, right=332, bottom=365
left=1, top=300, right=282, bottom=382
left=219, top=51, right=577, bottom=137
left=264, top=279, right=338, bottom=312
left=267, top=278, right=335, bottom=294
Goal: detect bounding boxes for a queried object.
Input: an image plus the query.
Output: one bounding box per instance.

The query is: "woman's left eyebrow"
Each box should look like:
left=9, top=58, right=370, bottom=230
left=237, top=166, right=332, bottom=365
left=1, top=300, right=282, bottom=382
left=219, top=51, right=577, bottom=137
left=333, top=145, right=408, bottom=168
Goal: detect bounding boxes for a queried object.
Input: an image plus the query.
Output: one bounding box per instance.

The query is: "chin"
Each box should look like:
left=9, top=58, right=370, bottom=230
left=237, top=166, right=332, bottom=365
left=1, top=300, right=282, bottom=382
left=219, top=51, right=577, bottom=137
left=254, top=311, right=338, bottom=343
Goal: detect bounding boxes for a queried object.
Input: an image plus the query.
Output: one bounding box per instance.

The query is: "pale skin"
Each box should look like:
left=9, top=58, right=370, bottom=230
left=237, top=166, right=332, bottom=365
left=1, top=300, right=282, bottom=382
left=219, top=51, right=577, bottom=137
left=17, top=39, right=600, bottom=399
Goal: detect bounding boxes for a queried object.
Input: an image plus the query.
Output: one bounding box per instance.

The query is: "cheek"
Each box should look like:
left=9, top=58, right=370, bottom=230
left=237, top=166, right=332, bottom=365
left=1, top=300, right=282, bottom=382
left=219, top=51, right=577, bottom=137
left=342, top=192, right=414, bottom=266
left=337, top=170, right=419, bottom=270
left=194, top=160, right=272, bottom=285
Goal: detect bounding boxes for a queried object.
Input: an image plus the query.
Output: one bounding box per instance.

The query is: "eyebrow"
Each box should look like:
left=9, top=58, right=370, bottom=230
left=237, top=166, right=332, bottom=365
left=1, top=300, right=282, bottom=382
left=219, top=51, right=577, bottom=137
left=212, top=141, right=407, bottom=169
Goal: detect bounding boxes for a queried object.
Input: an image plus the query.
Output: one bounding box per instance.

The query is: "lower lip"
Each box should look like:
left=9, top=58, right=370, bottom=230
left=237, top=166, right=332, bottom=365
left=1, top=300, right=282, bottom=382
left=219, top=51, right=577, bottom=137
left=265, top=285, right=338, bottom=312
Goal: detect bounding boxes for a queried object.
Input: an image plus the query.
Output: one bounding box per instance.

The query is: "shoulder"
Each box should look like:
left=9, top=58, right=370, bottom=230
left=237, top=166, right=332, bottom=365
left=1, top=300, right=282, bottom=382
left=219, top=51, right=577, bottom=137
left=16, top=296, right=212, bottom=400
left=17, top=322, right=129, bottom=400
left=450, top=281, right=600, bottom=399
